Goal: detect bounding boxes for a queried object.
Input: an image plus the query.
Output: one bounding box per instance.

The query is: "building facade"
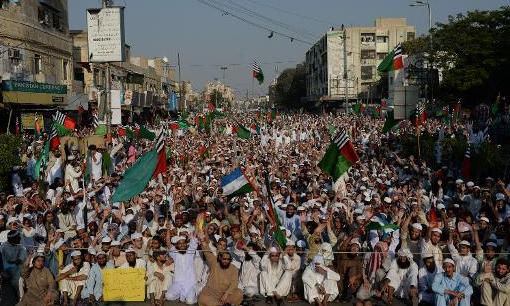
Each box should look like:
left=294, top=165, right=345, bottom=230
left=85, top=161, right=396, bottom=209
left=0, top=0, right=72, bottom=115
left=71, top=29, right=177, bottom=124
left=305, top=17, right=415, bottom=104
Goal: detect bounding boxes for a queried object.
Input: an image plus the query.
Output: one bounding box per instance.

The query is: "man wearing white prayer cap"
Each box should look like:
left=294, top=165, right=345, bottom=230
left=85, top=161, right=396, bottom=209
left=447, top=240, right=477, bottom=278
left=57, top=250, right=90, bottom=306
left=302, top=255, right=341, bottom=305
left=380, top=248, right=419, bottom=305
left=259, top=246, right=287, bottom=304
left=432, top=258, right=473, bottom=306
left=165, top=234, right=199, bottom=304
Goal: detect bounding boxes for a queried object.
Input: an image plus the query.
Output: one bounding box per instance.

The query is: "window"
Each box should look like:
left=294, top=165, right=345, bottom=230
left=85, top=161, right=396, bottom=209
left=34, top=54, right=42, bottom=74
left=361, top=66, right=374, bottom=80
left=407, top=32, right=416, bottom=41
left=377, top=53, right=388, bottom=60
left=62, top=60, right=69, bottom=80
left=361, top=50, right=376, bottom=60
left=377, top=36, right=388, bottom=43
left=360, top=33, right=375, bottom=44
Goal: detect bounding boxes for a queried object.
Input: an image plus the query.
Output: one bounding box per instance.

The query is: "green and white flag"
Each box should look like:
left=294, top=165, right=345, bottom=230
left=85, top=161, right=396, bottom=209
left=221, top=168, right=254, bottom=197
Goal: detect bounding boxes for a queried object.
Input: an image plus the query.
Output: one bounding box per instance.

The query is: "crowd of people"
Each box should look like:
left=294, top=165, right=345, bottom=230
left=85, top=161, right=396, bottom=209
left=1, top=110, right=510, bottom=306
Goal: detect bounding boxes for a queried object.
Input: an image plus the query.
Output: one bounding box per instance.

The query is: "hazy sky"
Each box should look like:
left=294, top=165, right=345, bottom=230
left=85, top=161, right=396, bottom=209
left=69, top=0, right=507, bottom=96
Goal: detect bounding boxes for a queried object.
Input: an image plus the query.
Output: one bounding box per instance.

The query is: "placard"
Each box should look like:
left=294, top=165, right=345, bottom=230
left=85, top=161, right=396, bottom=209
left=102, top=268, right=145, bottom=301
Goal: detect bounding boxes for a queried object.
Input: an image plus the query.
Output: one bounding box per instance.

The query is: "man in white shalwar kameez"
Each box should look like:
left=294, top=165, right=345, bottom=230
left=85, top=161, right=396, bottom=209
left=57, top=251, right=90, bottom=306
left=238, top=245, right=262, bottom=298
left=380, top=248, right=419, bottom=305
left=302, top=255, right=340, bottom=305
left=165, top=235, right=198, bottom=304
left=147, top=250, right=174, bottom=306
left=260, top=247, right=285, bottom=303
left=276, top=241, right=301, bottom=298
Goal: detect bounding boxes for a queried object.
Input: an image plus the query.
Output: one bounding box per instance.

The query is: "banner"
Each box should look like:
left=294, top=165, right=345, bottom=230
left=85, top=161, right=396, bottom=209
left=102, top=268, right=146, bottom=301
left=169, top=92, right=177, bottom=111
left=21, top=113, right=44, bottom=129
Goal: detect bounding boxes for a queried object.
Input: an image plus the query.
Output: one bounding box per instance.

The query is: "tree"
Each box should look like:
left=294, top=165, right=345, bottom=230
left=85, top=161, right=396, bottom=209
left=403, top=7, right=510, bottom=105
left=269, top=63, right=306, bottom=109
left=0, top=134, right=21, bottom=192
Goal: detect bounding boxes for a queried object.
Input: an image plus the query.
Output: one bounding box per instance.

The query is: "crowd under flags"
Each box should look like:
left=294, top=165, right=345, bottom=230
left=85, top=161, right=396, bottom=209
left=377, top=43, right=404, bottom=73
left=111, top=130, right=167, bottom=202
left=252, top=60, right=264, bottom=85
left=319, top=128, right=359, bottom=184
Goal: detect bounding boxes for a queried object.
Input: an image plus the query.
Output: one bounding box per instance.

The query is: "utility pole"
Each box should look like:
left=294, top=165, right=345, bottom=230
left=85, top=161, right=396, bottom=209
left=178, top=53, right=183, bottom=111
left=341, top=24, right=348, bottom=112
left=103, top=0, right=112, bottom=140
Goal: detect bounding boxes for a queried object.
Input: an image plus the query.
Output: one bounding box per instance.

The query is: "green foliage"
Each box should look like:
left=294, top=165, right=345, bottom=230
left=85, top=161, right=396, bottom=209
left=0, top=134, right=22, bottom=192
left=269, top=63, right=306, bottom=109
left=400, top=132, right=505, bottom=180
left=403, top=7, right=510, bottom=104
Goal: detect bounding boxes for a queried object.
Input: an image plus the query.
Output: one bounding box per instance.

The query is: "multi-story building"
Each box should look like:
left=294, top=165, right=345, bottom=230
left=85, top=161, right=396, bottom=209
left=0, top=0, right=73, bottom=129
left=203, top=81, right=235, bottom=108
left=305, top=17, right=415, bottom=104
left=71, top=29, right=177, bottom=124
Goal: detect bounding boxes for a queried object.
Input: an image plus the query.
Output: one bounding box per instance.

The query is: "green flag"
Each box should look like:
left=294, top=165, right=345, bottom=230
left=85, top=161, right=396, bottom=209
left=34, top=141, right=50, bottom=180
left=178, top=119, right=188, bottom=129
left=111, top=149, right=159, bottom=202
left=352, top=103, right=361, bottom=114
left=126, top=127, right=135, bottom=139
left=382, top=110, right=399, bottom=133
left=237, top=125, right=251, bottom=139
left=95, top=124, right=107, bottom=136
left=492, top=94, right=500, bottom=116
left=377, top=49, right=395, bottom=73
left=139, top=126, right=156, bottom=140
left=53, top=122, right=72, bottom=136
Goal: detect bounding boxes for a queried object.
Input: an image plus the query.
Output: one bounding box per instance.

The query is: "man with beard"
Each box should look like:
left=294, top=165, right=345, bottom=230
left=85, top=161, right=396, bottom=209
left=476, top=257, right=510, bottom=306
left=57, top=251, right=90, bottom=306
left=81, top=251, right=112, bottom=304
left=277, top=203, right=301, bottom=238
left=0, top=230, right=27, bottom=300
left=336, top=238, right=363, bottom=301
left=165, top=235, right=198, bottom=304
left=147, top=250, right=174, bottom=306
left=380, top=248, right=418, bottom=305
left=422, top=227, right=443, bottom=267
left=259, top=247, right=286, bottom=305
left=197, top=234, right=243, bottom=306
left=121, top=248, right=146, bottom=268
left=401, top=218, right=424, bottom=265
left=432, top=258, right=472, bottom=306
left=302, top=255, right=341, bottom=306
left=418, top=254, right=443, bottom=306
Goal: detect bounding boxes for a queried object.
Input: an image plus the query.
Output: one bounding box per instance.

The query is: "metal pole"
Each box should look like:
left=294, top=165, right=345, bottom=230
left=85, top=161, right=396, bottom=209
left=105, top=64, right=111, bottom=141
left=342, top=26, right=348, bottom=112
left=178, top=53, right=183, bottom=111
left=428, top=2, right=434, bottom=101
left=103, top=0, right=111, bottom=141
left=6, top=108, right=13, bottom=134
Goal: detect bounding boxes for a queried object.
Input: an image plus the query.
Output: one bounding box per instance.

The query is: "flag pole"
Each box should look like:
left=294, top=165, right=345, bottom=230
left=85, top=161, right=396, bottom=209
left=417, top=123, right=421, bottom=159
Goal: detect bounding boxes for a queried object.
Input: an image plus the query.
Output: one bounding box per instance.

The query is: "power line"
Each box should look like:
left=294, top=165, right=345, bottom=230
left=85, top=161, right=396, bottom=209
left=243, top=0, right=337, bottom=26
left=171, top=60, right=301, bottom=69
left=195, top=0, right=313, bottom=45
left=216, top=0, right=318, bottom=41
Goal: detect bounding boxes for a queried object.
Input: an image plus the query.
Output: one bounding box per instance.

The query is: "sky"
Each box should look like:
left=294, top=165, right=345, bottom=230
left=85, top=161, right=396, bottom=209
left=68, top=0, right=508, bottom=97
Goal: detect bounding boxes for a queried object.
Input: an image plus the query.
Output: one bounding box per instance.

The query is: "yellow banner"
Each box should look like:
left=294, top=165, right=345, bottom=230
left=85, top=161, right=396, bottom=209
left=20, top=113, right=45, bottom=129
left=102, top=268, right=146, bottom=301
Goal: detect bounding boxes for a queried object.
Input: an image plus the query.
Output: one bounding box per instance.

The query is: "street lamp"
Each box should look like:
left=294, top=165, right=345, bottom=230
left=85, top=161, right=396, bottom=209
left=410, top=0, right=432, bottom=51
left=410, top=0, right=433, bottom=101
